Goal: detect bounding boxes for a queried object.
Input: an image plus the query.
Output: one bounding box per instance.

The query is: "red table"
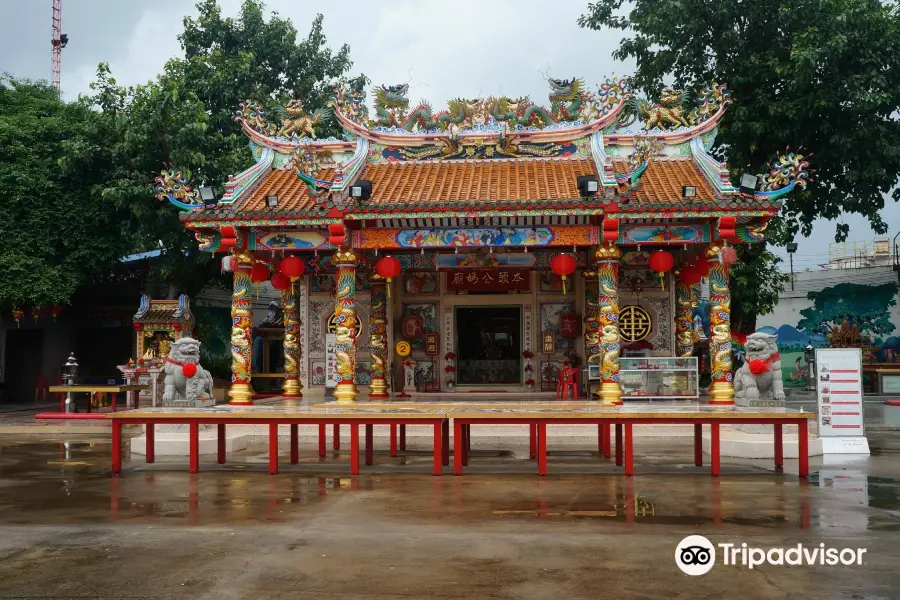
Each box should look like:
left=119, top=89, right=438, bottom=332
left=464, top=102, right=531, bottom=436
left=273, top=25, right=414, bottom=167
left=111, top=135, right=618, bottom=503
left=106, top=406, right=450, bottom=476
left=447, top=406, right=813, bottom=478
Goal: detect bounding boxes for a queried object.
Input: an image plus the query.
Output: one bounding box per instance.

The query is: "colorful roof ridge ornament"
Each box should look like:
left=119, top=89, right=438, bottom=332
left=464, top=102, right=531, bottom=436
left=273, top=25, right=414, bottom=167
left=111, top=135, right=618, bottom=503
left=154, top=167, right=202, bottom=211
left=620, top=82, right=731, bottom=133
left=754, top=148, right=814, bottom=201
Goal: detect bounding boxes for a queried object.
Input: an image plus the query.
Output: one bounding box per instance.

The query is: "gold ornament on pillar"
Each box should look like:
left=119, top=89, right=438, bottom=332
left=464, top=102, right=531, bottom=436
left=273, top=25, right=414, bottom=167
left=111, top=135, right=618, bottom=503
left=369, top=273, right=389, bottom=399
left=332, top=248, right=360, bottom=403
left=281, top=287, right=303, bottom=398
left=706, top=243, right=735, bottom=403
left=594, top=245, right=622, bottom=405
left=228, top=250, right=254, bottom=405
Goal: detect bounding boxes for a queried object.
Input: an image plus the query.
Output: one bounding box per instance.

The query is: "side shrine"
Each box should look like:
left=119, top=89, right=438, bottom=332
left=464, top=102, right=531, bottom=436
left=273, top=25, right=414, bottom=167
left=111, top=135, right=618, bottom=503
left=155, top=75, right=810, bottom=405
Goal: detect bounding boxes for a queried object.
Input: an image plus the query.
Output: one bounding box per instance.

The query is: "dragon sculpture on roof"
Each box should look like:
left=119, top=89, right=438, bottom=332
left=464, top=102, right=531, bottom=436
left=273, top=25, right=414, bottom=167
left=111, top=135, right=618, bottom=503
left=154, top=168, right=201, bottom=208
left=622, top=83, right=731, bottom=131
left=356, top=76, right=633, bottom=133
left=755, top=148, right=813, bottom=200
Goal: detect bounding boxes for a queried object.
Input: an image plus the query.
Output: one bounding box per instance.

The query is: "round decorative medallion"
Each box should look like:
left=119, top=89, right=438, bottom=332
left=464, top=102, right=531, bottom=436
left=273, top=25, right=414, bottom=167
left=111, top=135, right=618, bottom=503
left=619, top=305, right=653, bottom=342
left=327, top=314, right=362, bottom=337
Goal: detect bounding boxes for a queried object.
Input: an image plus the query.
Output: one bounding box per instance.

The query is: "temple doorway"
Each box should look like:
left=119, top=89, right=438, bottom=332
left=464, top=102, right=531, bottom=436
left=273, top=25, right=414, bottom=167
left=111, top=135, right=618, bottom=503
left=455, top=306, right=521, bottom=385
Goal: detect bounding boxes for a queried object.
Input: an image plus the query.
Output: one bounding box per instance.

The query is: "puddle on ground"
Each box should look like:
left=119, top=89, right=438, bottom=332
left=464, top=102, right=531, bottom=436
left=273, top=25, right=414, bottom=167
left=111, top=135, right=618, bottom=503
left=1, top=438, right=900, bottom=531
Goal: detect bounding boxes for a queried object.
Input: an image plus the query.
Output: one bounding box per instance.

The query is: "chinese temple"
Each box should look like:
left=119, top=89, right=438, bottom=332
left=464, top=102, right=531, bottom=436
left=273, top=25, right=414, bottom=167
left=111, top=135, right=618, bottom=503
left=155, top=75, right=809, bottom=405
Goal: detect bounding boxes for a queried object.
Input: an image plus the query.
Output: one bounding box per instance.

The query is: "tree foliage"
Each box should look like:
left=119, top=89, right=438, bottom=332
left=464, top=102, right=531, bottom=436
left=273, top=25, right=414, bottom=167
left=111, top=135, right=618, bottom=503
left=729, top=245, right=790, bottom=333
left=0, top=77, right=131, bottom=308
left=579, top=0, right=900, bottom=242
left=797, top=281, right=898, bottom=336
left=79, top=0, right=361, bottom=297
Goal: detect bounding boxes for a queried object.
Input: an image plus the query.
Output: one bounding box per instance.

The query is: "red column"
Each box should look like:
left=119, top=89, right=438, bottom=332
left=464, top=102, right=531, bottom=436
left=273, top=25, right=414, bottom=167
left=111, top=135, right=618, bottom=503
left=774, top=423, right=783, bottom=469
left=433, top=423, right=443, bottom=476
left=217, top=424, right=226, bottom=464
left=710, top=423, right=720, bottom=477
left=798, top=420, right=809, bottom=478
left=268, top=423, right=279, bottom=474
left=111, top=421, right=122, bottom=474
left=453, top=421, right=464, bottom=476
left=349, top=424, right=360, bottom=475
left=189, top=423, right=199, bottom=474
left=290, top=424, right=299, bottom=465
left=694, top=423, right=702, bottom=466
left=146, top=424, right=155, bottom=464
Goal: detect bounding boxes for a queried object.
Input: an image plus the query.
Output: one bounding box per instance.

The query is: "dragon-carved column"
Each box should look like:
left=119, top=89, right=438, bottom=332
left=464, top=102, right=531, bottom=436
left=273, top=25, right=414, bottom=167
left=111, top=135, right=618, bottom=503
left=706, top=244, right=735, bottom=404
left=595, top=245, right=622, bottom=405
left=228, top=252, right=254, bottom=405
left=582, top=269, right=603, bottom=399
left=675, top=278, right=695, bottom=358
left=281, top=287, right=302, bottom=398
left=368, top=274, right=389, bottom=399
left=332, top=249, right=359, bottom=403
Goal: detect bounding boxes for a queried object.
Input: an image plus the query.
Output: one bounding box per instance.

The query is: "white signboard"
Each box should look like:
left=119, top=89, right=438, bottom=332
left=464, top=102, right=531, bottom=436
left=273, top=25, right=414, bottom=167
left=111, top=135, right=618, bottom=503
left=815, top=348, right=867, bottom=450
left=325, top=334, right=341, bottom=389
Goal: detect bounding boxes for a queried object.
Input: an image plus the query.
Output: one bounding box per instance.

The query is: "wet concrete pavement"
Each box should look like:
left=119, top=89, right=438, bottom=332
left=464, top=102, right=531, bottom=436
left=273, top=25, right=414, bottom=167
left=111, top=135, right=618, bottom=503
left=0, top=437, right=899, bottom=599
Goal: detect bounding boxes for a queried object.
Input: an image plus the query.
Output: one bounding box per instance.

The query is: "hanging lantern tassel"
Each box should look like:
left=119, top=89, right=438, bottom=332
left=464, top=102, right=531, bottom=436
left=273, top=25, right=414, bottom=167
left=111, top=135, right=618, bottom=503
left=386, top=277, right=392, bottom=298
left=658, top=272, right=665, bottom=291
left=561, top=275, right=568, bottom=295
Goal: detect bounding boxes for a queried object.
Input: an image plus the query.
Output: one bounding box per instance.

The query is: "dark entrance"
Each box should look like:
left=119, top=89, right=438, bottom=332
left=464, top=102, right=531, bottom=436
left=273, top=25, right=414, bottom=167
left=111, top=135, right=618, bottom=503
left=3, top=329, right=44, bottom=404
left=455, top=306, right=521, bottom=385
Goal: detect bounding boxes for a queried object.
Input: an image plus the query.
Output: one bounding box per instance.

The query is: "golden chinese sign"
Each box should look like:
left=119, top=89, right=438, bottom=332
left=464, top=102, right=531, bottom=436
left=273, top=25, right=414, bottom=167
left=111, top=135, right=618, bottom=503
left=619, top=305, right=652, bottom=342
left=424, top=332, right=439, bottom=356
left=327, top=314, right=362, bottom=337
left=446, top=269, right=530, bottom=294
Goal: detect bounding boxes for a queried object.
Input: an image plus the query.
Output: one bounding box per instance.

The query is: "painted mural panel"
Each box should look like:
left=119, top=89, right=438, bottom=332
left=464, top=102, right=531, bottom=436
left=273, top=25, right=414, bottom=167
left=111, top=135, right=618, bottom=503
left=756, top=279, right=900, bottom=390
left=540, top=301, right=576, bottom=351
left=622, top=225, right=707, bottom=245
left=401, top=303, right=439, bottom=350
left=403, top=273, right=439, bottom=296
left=254, top=231, right=330, bottom=250
left=355, top=226, right=598, bottom=249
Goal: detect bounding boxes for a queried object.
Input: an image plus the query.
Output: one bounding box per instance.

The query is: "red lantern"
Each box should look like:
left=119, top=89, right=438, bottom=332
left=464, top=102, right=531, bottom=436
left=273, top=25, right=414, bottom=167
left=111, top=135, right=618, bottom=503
left=279, top=256, right=305, bottom=280
left=375, top=255, right=402, bottom=297
left=679, top=265, right=702, bottom=286
left=270, top=272, right=290, bottom=291
left=694, top=257, right=710, bottom=277
left=720, top=245, right=738, bottom=266
left=11, top=308, right=23, bottom=328
left=250, top=263, right=270, bottom=283
left=173, top=323, right=182, bottom=332
left=550, top=253, right=577, bottom=294
left=32, top=307, right=41, bottom=322
left=648, top=250, right=675, bottom=290
left=559, top=313, right=579, bottom=338
left=51, top=304, right=62, bottom=322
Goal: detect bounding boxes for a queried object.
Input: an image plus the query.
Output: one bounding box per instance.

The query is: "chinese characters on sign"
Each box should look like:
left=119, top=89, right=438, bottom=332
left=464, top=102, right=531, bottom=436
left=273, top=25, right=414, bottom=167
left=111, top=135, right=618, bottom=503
left=325, top=334, right=340, bottom=389
left=424, top=332, right=439, bottom=356
left=446, top=269, right=530, bottom=294
left=542, top=331, right=556, bottom=354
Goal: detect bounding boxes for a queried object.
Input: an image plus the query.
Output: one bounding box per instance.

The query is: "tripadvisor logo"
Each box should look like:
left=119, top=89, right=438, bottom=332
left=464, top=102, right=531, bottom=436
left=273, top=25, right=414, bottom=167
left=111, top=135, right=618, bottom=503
left=675, top=536, right=867, bottom=576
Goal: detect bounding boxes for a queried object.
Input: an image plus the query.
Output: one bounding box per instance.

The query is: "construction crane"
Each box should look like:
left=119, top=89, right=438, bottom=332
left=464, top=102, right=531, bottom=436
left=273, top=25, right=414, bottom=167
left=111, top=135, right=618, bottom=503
left=51, top=0, right=68, bottom=92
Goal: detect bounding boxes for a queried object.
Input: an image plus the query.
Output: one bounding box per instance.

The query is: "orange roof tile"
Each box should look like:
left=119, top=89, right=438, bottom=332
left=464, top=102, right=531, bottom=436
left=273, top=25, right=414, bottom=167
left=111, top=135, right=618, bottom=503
left=365, top=158, right=598, bottom=205
left=612, top=158, right=717, bottom=203
left=241, top=168, right=334, bottom=212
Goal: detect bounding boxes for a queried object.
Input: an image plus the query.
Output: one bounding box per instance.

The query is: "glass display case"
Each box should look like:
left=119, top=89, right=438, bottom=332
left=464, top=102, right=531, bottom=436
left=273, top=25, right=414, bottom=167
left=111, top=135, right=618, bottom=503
left=619, top=357, right=699, bottom=400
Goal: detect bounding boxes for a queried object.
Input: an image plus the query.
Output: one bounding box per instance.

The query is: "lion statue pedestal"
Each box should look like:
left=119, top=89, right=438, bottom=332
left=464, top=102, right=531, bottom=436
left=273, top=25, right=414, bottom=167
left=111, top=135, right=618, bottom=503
left=161, top=337, right=215, bottom=409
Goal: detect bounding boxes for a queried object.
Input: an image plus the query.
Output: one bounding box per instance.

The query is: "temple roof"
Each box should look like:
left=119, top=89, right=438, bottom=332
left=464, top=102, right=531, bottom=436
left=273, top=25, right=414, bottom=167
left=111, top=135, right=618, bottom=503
left=161, top=76, right=810, bottom=233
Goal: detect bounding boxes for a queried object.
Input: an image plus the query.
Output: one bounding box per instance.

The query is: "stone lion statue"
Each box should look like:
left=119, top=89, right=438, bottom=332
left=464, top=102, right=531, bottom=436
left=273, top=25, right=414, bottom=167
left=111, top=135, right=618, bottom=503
left=162, top=337, right=214, bottom=405
left=734, top=332, right=784, bottom=406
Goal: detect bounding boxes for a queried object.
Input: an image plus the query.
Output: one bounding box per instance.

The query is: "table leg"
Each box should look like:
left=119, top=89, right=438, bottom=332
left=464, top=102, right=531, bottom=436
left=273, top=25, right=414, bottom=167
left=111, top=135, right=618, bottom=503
left=442, top=420, right=450, bottom=466
left=774, top=423, right=783, bottom=470
left=111, top=393, right=117, bottom=413
left=189, top=423, right=199, bottom=474
left=597, top=424, right=603, bottom=456
left=624, top=423, right=634, bottom=476
left=603, top=423, right=611, bottom=458
left=111, top=421, right=122, bottom=474
left=694, top=423, right=703, bottom=466
left=466, top=424, right=471, bottom=452
left=433, top=423, right=443, bottom=476
left=290, top=424, right=299, bottom=465
left=453, top=420, right=464, bottom=476
left=390, top=424, right=398, bottom=457
left=538, top=423, right=548, bottom=476
left=710, top=423, right=720, bottom=477
left=349, top=424, right=359, bottom=475
left=462, top=424, right=469, bottom=467
left=269, top=423, right=279, bottom=475
left=333, top=424, right=341, bottom=450
left=399, top=425, right=406, bottom=450
left=146, top=424, right=155, bottom=464
left=365, top=424, right=374, bottom=466
left=615, top=424, right=623, bottom=467
left=529, top=424, right=537, bottom=460
left=318, top=424, right=326, bottom=457
left=217, top=424, right=226, bottom=464
left=798, top=420, right=809, bottom=478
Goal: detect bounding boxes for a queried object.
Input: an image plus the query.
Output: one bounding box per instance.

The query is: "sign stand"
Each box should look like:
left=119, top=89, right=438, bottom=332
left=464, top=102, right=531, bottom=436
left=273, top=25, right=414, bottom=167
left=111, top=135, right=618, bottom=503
left=325, top=333, right=339, bottom=399
left=815, top=348, right=870, bottom=455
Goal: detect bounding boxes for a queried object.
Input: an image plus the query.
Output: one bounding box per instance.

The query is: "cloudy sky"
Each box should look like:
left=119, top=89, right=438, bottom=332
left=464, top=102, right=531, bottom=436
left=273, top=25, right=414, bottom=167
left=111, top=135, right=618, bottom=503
left=2, top=0, right=896, bottom=270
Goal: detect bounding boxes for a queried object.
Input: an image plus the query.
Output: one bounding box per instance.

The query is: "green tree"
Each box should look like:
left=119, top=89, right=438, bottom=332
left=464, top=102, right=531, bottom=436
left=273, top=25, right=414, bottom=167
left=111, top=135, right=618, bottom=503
left=729, top=245, right=790, bottom=332
left=80, top=0, right=362, bottom=297
left=0, top=77, right=131, bottom=309
left=579, top=0, right=900, bottom=242
left=797, top=282, right=898, bottom=336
